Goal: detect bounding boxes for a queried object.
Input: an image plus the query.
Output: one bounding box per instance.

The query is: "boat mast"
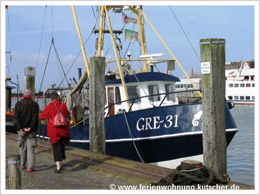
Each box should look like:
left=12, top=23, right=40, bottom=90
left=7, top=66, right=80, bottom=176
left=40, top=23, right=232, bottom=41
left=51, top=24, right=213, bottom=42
left=130, top=6, right=148, bottom=72
left=71, top=6, right=90, bottom=77
left=104, top=6, right=130, bottom=109
left=97, top=6, right=105, bottom=57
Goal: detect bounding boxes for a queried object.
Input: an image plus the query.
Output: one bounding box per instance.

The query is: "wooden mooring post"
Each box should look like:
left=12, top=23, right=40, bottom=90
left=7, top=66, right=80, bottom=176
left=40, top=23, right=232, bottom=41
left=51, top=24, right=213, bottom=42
left=200, top=38, right=227, bottom=175
left=89, top=57, right=106, bottom=153
left=24, top=66, right=35, bottom=100
left=7, top=154, right=21, bottom=189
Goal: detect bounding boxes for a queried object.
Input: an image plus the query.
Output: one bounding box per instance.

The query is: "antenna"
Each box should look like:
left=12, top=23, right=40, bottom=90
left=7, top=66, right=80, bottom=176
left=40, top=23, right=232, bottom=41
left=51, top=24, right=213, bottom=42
left=139, top=53, right=164, bottom=58
left=140, top=53, right=165, bottom=72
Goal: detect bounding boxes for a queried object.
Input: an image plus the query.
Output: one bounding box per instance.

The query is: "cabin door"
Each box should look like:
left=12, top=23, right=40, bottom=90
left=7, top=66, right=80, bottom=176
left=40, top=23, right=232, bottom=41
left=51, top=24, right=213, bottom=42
left=107, top=87, right=115, bottom=116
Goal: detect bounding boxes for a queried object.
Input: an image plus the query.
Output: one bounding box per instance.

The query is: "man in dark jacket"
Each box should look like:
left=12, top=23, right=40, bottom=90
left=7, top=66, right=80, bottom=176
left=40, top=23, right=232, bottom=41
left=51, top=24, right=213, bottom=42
left=15, top=89, right=39, bottom=172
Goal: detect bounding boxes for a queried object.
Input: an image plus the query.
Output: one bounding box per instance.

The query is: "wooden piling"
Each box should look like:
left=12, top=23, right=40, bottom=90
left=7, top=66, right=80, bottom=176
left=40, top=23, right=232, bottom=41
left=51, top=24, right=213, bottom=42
left=200, top=38, right=227, bottom=175
left=8, top=154, right=21, bottom=189
left=24, top=66, right=35, bottom=100
left=89, top=57, right=106, bottom=153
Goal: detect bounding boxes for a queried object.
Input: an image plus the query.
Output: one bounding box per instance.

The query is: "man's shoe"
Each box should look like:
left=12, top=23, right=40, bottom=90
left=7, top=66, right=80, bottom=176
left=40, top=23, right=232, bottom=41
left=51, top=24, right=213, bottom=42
left=27, top=168, right=35, bottom=173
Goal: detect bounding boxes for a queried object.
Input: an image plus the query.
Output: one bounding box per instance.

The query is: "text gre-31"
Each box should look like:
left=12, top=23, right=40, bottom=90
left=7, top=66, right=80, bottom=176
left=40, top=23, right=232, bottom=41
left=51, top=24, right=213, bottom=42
left=136, top=115, right=179, bottom=131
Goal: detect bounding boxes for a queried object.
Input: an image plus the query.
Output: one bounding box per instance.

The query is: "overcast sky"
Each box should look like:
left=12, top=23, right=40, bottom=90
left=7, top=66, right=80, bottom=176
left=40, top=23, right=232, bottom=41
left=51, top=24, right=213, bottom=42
left=3, top=2, right=256, bottom=92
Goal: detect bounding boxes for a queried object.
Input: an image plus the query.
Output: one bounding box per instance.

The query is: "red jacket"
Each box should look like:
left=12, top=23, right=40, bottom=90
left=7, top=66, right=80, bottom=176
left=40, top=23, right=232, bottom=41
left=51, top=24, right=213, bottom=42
left=39, top=99, right=71, bottom=145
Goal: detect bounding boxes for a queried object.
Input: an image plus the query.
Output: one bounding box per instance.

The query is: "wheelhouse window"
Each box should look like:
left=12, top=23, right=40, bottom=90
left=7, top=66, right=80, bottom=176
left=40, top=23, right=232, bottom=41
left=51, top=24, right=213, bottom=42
left=108, top=89, right=114, bottom=102
left=148, top=85, right=160, bottom=102
left=228, top=96, right=233, bottom=100
left=240, top=96, right=244, bottom=100
left=165, top=84, right=175, bottom=101
left=246, top=83, right=251, bottom=87
left=229, top=83, right=233, bottom=88
left=240, top=83, right=245, bottom=87
left=234, top=84, right=239, bottom=88
left=246, top=96, right=250, bottom=100
left=115, top=87, right=121, bottom=103
left=252, top=83, right=255, bottom=87
left=127, top=86, right=141, bottom=103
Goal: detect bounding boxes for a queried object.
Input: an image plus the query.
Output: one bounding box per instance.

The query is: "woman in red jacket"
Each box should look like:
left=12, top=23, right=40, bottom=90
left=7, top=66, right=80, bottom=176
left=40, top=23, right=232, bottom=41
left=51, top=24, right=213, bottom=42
left=39, top=91, right=71, bottom=173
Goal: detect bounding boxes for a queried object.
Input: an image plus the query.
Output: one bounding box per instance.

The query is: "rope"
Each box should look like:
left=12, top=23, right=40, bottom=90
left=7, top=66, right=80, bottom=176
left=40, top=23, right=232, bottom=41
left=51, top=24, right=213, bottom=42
left=70, top=116, right=89, bottom=129
left=123, top=111, right=144, bottom=163
left=153, top=165, right=229, bottom=186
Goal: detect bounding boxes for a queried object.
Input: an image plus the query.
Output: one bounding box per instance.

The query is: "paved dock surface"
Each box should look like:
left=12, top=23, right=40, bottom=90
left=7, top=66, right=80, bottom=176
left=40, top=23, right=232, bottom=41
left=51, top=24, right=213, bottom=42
left=5, top=132, right=254, bottom=190
left=5, top=132, right=172, bottom=189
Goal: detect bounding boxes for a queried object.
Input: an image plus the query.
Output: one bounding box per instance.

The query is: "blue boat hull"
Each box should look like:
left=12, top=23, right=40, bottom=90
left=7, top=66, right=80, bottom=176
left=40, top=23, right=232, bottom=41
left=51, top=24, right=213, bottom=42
left=38, top=103, right=237, bottom=164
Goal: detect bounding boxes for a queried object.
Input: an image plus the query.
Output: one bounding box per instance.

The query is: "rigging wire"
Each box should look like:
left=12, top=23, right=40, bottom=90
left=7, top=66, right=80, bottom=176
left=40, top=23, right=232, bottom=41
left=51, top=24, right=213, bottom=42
left=6, top=7, right=13, bottom=73
left=38, top=40, right=53, bottom=95
left=36, top=5, right=48, bottom=75
left=169, top=6, right=200, bottom=62
left=57, top=30, right=94, bottom=88
left=56, top=52, right=63, bottom=84
left=52, top=6, right=54, bottom=38
left=38, top=5, right=72, bottom=92
left=57, top=8, right=100, bottom=88
left=52, top=39, right=69, bottom=85
left=91, top=6, right=96, bottom=18
left=104, top=12, right=115, bottom=57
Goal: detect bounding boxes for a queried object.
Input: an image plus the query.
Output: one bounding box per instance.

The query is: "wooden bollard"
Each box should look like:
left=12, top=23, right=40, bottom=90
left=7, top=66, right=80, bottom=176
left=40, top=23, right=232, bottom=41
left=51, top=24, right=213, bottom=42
left=8, top=154, right=21, bottom=189
left=200, top=38, right=227, bottom=175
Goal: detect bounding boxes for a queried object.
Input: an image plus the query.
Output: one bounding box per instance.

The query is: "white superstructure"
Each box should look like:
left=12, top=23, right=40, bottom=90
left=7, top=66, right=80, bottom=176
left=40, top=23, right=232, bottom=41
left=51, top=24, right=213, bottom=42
left=175, top=61, right=255, bottom=105
left=225, top=61, right=255, bottom=105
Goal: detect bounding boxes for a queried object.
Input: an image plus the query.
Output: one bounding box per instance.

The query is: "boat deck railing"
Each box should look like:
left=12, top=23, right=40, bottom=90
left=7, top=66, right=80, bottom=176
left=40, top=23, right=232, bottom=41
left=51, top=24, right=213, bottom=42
left=105, top=89, right=202, bottom=117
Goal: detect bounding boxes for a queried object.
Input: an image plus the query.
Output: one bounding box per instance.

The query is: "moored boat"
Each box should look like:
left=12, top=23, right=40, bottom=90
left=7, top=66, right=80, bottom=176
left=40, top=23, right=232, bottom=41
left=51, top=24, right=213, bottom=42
left=225, top=61, right=255, bottom=105
left=37, top=5, right=238, bottom=169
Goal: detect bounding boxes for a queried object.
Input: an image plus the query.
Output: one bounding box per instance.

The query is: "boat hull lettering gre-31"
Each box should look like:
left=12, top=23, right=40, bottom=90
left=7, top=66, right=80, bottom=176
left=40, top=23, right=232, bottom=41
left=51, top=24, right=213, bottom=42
left=136, top=114, right=179, bottom=131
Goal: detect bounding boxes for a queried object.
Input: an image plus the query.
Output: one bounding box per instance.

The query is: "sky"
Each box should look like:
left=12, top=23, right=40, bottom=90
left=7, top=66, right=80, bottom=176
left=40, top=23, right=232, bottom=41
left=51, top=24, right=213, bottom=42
left=2, top=2, right=257, bottom=92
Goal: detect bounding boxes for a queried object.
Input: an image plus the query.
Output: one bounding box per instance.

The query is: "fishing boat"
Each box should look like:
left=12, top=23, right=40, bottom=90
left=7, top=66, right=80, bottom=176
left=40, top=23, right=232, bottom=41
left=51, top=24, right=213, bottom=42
left=5, top=75, right=17, bottom=133
left=38, top=5, right=238, bottom=168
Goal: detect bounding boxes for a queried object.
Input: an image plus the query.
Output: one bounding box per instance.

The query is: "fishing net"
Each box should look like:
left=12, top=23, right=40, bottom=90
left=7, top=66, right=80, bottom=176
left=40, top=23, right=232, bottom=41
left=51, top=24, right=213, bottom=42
left=152, top=164, right=229, bottom=187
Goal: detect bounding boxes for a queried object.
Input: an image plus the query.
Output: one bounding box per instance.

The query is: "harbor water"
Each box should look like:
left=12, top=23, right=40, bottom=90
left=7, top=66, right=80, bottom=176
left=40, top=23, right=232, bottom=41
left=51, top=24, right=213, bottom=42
left=11, top=98, right=255, bottom=186
left=227, top=105, right=255, bottom=186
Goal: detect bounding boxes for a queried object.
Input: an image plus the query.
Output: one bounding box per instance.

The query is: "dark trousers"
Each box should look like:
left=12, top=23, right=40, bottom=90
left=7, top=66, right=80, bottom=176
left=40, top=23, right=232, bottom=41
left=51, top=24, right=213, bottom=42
left=53, top=137, right=66, bottom=162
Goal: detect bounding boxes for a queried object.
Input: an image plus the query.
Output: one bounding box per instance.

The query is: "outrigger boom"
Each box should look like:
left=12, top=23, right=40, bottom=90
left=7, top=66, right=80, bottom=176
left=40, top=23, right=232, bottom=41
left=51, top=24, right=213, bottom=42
left=70, top=5, right=202, bottom=101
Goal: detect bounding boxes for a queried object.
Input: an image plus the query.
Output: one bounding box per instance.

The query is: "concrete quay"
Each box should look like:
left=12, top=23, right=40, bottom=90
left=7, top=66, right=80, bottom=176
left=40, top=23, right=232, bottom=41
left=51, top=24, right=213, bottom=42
left=5, top=132, right=254, bottom=190
left=5, top=132, right=172, bottom=190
